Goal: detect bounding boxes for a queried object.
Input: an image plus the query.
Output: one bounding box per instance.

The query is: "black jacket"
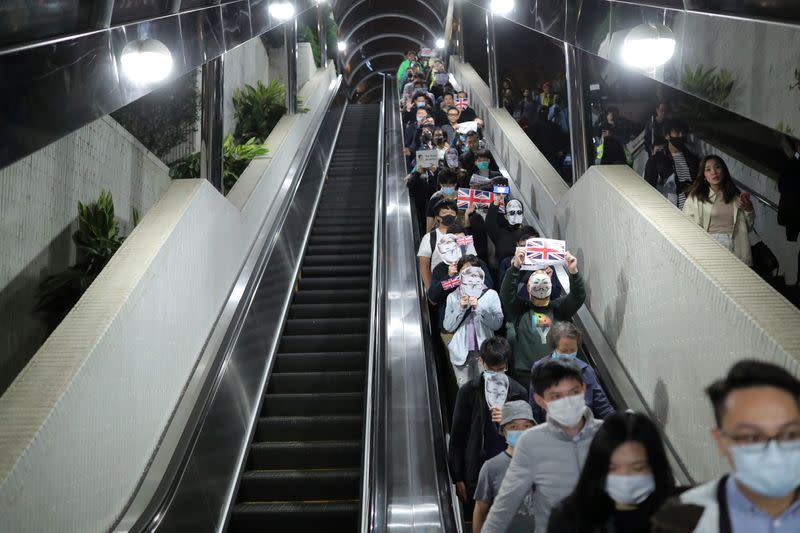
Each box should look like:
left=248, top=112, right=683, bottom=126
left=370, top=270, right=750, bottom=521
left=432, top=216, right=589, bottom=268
left=486, top=204, right=521, bottom=263
left=778, top=155, right=800, bottom=241
left=644, top=149, right=700, bottom=195
left=447, top=375, right=528, bottom=491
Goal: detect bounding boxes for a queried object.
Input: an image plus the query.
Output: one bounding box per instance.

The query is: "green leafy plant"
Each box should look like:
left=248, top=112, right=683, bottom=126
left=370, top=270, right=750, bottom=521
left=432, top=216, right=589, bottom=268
left=232, top=80, right=306, bottom=144
left=298, top=23, right=321, bottom=67
left=111, top=71, right=199, bottom=159
left=169, top=134, right=268, bottom=192
left=36, top=191, right=136, bottom=330
left=681, top=64, right=735, bottom=107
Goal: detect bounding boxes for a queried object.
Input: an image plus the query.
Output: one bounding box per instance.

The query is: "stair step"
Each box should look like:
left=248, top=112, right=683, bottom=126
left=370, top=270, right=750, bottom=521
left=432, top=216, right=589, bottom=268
left=278, top=333, right=367, bottom=353
left=247, top=440, right=361, bottom=470
left=299, top=265, right=371, bottom=278
left=256, top=415, right=362, bottom=442
left=261, top=392, right=363, bottom=416
left=302, top=255, right=371, bottom=267
left=228, top=501, right=358, bottom=532
left=273, top=352, right=366, bottom=373
left=237, top=468, right=360, bottom=502
left=297, top=276, right=371, bottom=291
left=307, top=234, right=372, bottom=245
left=283, top=317, right=369, bottom=335
left=267, top=371, right=365, bottom=394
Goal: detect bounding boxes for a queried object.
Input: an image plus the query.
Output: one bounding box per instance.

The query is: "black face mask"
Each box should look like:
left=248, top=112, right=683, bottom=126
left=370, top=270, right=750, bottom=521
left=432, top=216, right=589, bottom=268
left=440, top=214, right=456, bottom=226
left=434, top=137, right=445, bottom=145
left=421, top=134, right=433, bottom=144
left=669, top=137, right=685, bottom=150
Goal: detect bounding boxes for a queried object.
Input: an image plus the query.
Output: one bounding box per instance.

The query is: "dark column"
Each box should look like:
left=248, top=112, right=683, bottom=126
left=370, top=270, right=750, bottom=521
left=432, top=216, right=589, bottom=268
left=485, top=11, right=499, bottom=108
left=564, top=43, right=589, bottom=183
left=286, top=19, right=298, bottom=114
left=200, top=56, right=224, bottom=192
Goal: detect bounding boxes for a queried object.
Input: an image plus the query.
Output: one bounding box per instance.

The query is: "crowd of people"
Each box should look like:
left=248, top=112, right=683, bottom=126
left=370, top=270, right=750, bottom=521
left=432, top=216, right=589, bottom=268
left=395, top=50, right=800, bottom=532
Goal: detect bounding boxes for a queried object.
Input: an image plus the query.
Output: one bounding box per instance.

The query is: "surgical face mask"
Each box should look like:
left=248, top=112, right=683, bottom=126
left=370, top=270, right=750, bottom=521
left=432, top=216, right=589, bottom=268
left=546, top=393, right=586, bottom=427
left=416, top=115, right=425, bottom=123
left=552, top=351, right=578, bottom=360
left=505, top=430, right=524, bottom=448
left=439, top=214, right=456, bottom=226
left=476, top=161, right=490, bottom=171
left=440, top=186, right=455, bottom=195
left=605, top=474, right=656, bottom=505
left=528, top=273, right=552, bottom=300
left=416, top=101, right=426, bottom=108
left=730, top=440, right=800, bottom=498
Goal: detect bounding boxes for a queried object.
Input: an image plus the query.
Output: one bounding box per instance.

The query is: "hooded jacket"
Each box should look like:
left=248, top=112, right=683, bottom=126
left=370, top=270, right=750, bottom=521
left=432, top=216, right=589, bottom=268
left=448, top=375, right=528, bottom=492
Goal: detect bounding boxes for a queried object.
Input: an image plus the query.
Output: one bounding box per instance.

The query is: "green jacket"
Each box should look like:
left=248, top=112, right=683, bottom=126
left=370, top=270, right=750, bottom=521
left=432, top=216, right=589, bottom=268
left=396, top=59, right=412, bottom=92
left=500, top=266, right=586, bottom=373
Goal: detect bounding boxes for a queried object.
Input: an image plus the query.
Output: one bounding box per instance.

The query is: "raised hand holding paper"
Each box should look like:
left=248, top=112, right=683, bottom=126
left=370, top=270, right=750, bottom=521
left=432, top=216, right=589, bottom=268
left=524, top=238, right=566, bottom=267
left=485, top=373, right=509, bottom=408
left=458, top=188, right=493, bottom=209
left=456, top=120, right=478, bottom=134
left=459, top=266, right=485, bottom=299
left=435, top=72, right=449, bottom=85
left=437, top=234, right=463, bottom=265
left=415, top=149, right=437, bottom=168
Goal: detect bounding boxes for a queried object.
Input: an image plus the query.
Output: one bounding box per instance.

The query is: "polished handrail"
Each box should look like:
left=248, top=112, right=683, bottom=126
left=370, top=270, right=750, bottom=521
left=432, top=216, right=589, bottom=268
left=359, top=76, right=387, bottom=532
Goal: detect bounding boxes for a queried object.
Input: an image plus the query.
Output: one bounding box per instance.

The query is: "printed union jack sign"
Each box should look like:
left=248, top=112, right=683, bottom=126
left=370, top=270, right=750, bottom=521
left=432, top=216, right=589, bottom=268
left=458, top=188, right=493, bottom=210
left=454, top=97, right=469, bottom=111
left=525, top=238, right=566, bottom=266
left=441, top=276, right=461, bottom=290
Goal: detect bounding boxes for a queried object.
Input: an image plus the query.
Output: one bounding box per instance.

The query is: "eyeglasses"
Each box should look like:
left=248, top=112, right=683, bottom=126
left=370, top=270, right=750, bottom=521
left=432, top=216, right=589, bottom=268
left=721, top=427, right=800, bottom=451
left=507, top=210, right=523, bottom=216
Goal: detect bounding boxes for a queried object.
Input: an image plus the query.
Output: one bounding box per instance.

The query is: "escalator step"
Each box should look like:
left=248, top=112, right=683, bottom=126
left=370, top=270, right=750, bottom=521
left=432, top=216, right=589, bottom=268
left=291, top=289, right=370, bottom=305
left=297, top=276, right=370, bottom=291
left=237, top=469, right=360, bottom=502
left=247, top=440, right=361, bottom=470
left=307, top=234, right=371, bottom=245
left=267, top=371, right=364, bottom=394
left=288, top=302, right=369, bottom=318
left=273, top=352, right=366, bottom=373
left=228, top=501, right=358, bottom=532
left=299, top=265, right=371, bottom=277
left=283, top=317, right=369, bottom=335
left=302, top=255, right=371, bottom=267
left=256, top=415, right=362, bottom=442
left=261, top=392, right=363, bottom=416
left=309, top=225, right=372, bottom=236
left=278, top=333, right=367, bottom=353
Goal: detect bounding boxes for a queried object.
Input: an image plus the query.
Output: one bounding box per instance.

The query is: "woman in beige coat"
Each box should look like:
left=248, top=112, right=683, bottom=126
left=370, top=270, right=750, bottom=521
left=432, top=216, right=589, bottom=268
left=682, top=155, right=755, bottom=265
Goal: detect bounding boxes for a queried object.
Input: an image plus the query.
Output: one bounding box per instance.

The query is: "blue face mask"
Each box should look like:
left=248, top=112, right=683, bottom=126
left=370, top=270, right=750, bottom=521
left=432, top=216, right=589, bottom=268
left=440, top=186, right=455, bottom=195
left=505, top=430, right=524, bottom=448
left=417, top=101, right=426, bottom=108
left=551, top=351, right=578, bottom=360
left=416, top=115, right=424, bottom=123
left=476, top=161, right=490, bottom=171
left=730, top=440, right=800, bottom=497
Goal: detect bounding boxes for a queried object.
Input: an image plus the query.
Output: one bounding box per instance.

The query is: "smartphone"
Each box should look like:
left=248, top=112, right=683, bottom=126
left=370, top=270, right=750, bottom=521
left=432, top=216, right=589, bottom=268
left=493, top=185, right=510, bottom=195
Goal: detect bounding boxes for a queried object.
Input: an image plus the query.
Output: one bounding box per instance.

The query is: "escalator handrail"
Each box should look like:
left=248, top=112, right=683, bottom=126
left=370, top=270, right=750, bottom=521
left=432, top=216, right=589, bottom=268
left=360, top=76, right=387, bottom=531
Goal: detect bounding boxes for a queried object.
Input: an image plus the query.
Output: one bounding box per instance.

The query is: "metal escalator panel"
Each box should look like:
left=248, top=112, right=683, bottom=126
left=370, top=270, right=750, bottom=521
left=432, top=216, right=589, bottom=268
left=227, top=105, right=379, bottom=532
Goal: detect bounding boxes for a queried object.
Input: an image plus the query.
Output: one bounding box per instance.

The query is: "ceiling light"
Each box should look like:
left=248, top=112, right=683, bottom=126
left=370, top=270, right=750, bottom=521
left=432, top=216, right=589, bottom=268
left=489, top=0, right=514, bottom=15
left=269, top=1, right=295, bottom=21
left=337, top=40, right=347, bottom=52
left=622, top=23, right=676, bottom=69
left=435, top=38, right=445, bottom=49
left=120, top=39, right=173, bottom=84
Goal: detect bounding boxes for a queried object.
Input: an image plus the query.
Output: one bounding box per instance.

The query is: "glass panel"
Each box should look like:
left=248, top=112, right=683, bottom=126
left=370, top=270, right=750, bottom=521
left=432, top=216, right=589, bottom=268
left=0, top=1, right=93, bottom=47
left=685, top=0, right=800, bottom=24
left=462, top=4, right=489, bottom=86
left=111, top=0, right=173, bottom=25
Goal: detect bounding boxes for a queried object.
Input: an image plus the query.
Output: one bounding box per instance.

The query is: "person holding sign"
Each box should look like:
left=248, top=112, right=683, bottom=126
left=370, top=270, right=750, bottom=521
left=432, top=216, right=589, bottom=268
left=448, top=337, right=528, bottom=514
left=500, top=245, right=585, bottom=386
left=487, top=197, right=526, bottom=265
left=443, top=265, right=504, bottom=386
left=456, top=90, right=478, bottom=122
left=473, top=400, right=537, bottom=533
left=428, top=253, right=493, bottom=341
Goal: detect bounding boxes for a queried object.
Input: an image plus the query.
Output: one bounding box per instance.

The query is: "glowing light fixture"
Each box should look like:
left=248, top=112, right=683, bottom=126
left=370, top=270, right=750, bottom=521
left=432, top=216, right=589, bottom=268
left=120, top=39, right=173, bottom=84
left=337, top=40, right=347, bottom=52
left=269, top=1, right=295, bottom=20
left=489, top=0, right=514, bottom=15
left=622, top=23, right=676, bottom=69
left=435, top=38, right=445, bottom=49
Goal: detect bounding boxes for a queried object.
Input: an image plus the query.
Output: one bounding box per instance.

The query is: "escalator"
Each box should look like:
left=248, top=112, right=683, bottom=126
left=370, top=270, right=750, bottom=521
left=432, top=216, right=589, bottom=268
left=227, top=104, right=379, bottom=532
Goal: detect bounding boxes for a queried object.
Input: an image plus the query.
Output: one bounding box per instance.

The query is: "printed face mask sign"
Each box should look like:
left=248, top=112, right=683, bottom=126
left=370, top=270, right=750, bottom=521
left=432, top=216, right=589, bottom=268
left=435, top=72, right=449, bottom=85
left=415, top=149, right=437, bottom=168
left=468, top=174, right=491, bottom=189
left=445, top=148, right=460, bottom=168
left=419, top=48, right=434, bottom=57
left=529, top=273, right=553, bottom=301
left=460, top=266, right=485, bottom=298
left=456, top=121, right=479, bottom=134
left=506, top=199, right=524, bottom=225
left=458, top=188, right=493, bottom=209
left=524, top=238, right=566, bottom=268
left=485, top=372, right=509, bottom=408
left=438, top=234, right=463, bottom=264
left=454, top=97, right=470, bottom=111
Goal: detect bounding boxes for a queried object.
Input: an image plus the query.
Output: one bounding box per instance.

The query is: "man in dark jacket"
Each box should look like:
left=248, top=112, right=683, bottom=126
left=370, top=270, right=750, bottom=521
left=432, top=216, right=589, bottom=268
left=778, top=136, right=800, bottom=241
left=651, top=359, right=800, bottom=532
left=448, top=337, right=528, bottom=509
left=643, top=119, right=699, bottom=209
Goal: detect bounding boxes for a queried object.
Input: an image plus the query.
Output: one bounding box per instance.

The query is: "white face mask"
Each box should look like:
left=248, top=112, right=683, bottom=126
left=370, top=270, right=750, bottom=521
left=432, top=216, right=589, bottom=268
left=460, top=267, right=485, bottom=298
left=605, top=473, right=656, bottom=505
left=528, top=272, right=552, bottom=300
left=546, top=393, right=585, bottom=427
left=506, top=200, right=523, bottom=225
left=438, top=236, right=462, bottom=264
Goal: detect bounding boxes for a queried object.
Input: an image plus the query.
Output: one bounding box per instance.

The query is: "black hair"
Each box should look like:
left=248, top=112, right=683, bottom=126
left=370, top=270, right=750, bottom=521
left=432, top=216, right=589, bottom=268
left=555, top=412, right=675, bottom=533
left=652, top=135, right=666, bottom=146
left=606, top=106, right=619, bottom=116
left=685, top=155, right=739, bottom=204
left=446, top=106, right=460, bottom=114
left=447, top=223, right=467, bottom=235
left=433, top=198, right=458, bottom=215
left=475, top=149, right=492, bottom=160
left=456, top=254, right=481, bottom=271
left=600, top=136, right=628, bottom=165
left=465, top=130, right=479, bottom=139
left=531, top=360, right=584, bottom=396
left=515, top=225, right=539, bottom=242
left=479, top=336, right=511, bottom=367
left=437, top=169, right=459, bottom=185
left=664, top=118, right=688, bottom=136
left=706, top=359, right=800, bottom=426
left=443, top=90, right=455, bottom=98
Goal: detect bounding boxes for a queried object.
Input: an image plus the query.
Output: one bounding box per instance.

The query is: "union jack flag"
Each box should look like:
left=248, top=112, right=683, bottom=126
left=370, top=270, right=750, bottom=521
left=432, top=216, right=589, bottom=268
left=454, top=97, right=469, bottom=111
left=456, top=235, right=474, bottom=247
left=458, top=188, right=493, bottom=210
left=525, top=238, right=566, bottom=266
left=441, top=276, right=461, bottom=290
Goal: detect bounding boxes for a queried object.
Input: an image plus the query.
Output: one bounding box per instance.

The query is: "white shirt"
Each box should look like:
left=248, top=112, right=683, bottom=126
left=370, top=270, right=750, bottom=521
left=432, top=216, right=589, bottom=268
left=417, top=227, right=478, bottom=271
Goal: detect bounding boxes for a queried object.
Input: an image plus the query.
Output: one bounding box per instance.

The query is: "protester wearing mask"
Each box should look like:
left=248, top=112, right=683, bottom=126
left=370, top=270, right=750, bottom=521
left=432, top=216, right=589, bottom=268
left=487, top=197, right=525, bottom=265
left=473, top=401, right=537, bottom=533
left=652, top=360, right=800, bottom=533
left=456, top=90, right=478, bottom=122
left=396, top=50, right=418, bottom=93
left=548, top=412, right=676, bottom=533
left=644, top=119, right=699, bottom=209
left=459, top=132, right=481, bottom=176
left=405, top=165, right=438, bottom=233
left=497, top=226, right=540, bottom=285
left=481, top=360, right=604, bottom=533
left=404, top=106, right=430, bottom=159
left=435, top=92, right=455, bottom=126
left=442, top=106, right=461, bottom=145
left=425, top=170, right=460, bottom=232
left=683, top=155, right=755, bottom=265
left=443, top=263, right=504, bottom=386
left=501, top=249, right=585, bottom=386
left=531, top=322, right=614, bottom=423
left=644, top=101, right=671, bottom=157
left=418, top=199, right=473, bottom=289
left=428, top=253, right=493, bottom=340
left=449, top=338, right=528, bottom=513
left=432, top=127, right=450, bottom=161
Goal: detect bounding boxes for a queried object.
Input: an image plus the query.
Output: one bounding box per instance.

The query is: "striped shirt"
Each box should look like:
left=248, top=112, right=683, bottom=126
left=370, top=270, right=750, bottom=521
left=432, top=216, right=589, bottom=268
left=673, top=152, right=693, bottom=209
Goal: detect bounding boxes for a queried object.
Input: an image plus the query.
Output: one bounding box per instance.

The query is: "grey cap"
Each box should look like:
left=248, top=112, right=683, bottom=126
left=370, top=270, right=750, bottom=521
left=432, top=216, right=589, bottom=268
left=500, top=400, right=535, bottom=427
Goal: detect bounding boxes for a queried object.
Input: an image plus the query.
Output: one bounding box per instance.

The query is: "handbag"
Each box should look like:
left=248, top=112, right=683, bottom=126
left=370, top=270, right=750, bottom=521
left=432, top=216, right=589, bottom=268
left=750, top=231, right=779, bottom=278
